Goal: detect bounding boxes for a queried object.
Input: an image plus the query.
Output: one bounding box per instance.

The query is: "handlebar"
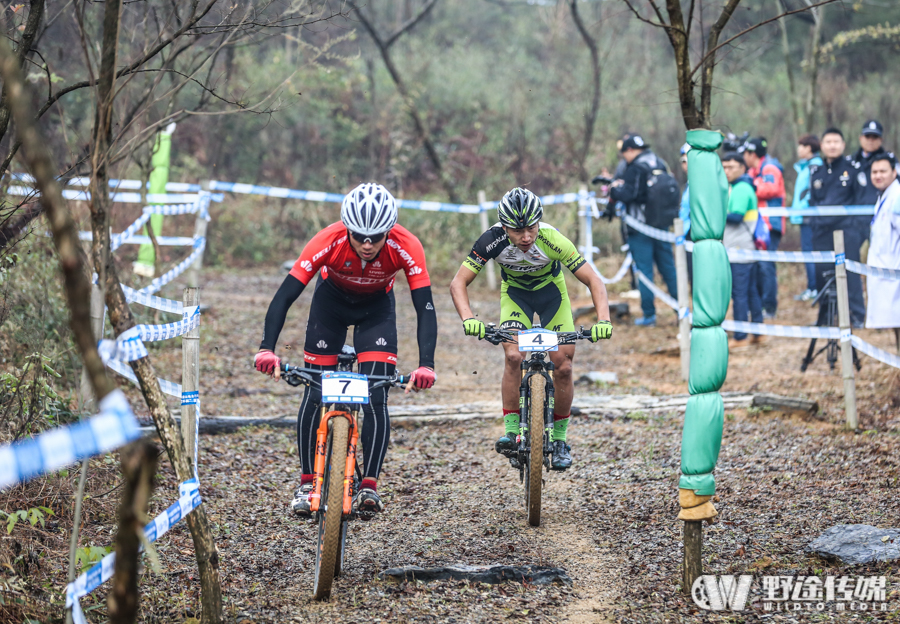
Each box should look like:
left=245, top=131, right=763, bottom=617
left=280, top=363, right=409, bottom=390
left=479, top=324, right=592, bottom=346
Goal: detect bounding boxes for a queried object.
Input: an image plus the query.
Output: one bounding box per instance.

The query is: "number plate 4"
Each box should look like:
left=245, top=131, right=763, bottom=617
left=517, top=328, right=559, bottom=352
left=321, top=372, right=369, bottom=404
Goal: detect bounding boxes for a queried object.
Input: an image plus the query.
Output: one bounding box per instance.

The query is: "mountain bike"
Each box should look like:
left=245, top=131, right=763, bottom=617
left=480, top=324, right=590, bottom=527
left=281, top=346, right=408, bottom=600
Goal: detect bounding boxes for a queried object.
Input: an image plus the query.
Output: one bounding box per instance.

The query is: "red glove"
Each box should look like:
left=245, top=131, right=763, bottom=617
left=255, top=350, right=281, bottom=376
left=405, top=367, right=436, bottom=393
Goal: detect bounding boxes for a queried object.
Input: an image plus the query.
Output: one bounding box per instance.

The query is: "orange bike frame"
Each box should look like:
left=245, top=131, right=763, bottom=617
left=309, top=408, right=360, bottom=516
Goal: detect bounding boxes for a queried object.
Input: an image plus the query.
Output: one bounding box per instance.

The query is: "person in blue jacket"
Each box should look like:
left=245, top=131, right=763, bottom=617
left=792, top=135, right=823, bottom=301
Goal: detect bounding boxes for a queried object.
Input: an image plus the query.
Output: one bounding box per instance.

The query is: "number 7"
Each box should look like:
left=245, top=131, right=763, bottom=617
left=340, top=380, right=351, bottom=393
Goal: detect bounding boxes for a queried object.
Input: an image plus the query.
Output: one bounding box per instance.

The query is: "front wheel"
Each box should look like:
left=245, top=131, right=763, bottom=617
left=313, top=416, right=350, bottom=600
left=526, top=374, right=546, bottom=527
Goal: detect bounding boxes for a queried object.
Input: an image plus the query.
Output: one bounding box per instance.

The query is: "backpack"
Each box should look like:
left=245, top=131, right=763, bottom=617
left=752, top=214, right=770, bottom=250
left=635, top=152, right=680, bottom=230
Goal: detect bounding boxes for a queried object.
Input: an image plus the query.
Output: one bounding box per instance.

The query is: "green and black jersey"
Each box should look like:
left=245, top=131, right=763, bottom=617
left=463, top=223, right=587, bottom=291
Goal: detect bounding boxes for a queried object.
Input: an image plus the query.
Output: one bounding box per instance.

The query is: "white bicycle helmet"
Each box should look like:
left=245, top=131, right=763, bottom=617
left=341, top=183, right=398, bottom=237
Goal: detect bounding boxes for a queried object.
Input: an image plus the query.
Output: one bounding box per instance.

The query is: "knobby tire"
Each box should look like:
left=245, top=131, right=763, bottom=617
left=313, top=416, right=350, bottom=600
left=526, top=374, right=546, bottom=527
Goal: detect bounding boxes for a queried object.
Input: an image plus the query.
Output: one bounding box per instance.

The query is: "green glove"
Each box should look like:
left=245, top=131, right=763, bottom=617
left=463, top=318, right=485, bottom=338
left=590, top=321, right=613, bottom=342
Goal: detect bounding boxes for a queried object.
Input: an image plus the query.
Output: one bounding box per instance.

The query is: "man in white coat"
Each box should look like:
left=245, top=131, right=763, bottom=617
left=865, top=153, right=900, bottom=351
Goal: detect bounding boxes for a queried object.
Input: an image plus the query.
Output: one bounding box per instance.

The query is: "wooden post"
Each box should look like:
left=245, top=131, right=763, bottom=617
left=477, top=190, right=497, bottom=291
left=187, top=185, right=210, bottom=289
left=79, top=284, right=105, bottom=411
left=833, top=230, right=858, bottom=430
left=182, top=287, right=200, bottom=473
left=674, top=219, right=690, bottom=381
left=683, top=520, right=703, bottom=594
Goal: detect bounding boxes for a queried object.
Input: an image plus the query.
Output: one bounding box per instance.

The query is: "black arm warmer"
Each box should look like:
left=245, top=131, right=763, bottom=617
left=260, top=274, right=306, bottom=351
left=410, top=286, right=437, bottom=369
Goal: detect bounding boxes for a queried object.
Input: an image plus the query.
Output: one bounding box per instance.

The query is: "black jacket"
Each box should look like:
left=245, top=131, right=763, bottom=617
left=809, top=155, right=860, bottom=231
left=850, top=146, right=890, bottom=205
left=609, top=150, right=666, bottom=225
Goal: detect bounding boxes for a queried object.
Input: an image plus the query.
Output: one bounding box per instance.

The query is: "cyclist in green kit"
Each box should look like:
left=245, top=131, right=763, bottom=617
left=449, top=187, right=612, bottom=470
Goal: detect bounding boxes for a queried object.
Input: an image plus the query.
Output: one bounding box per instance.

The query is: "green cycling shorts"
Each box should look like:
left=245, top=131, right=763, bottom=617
left=500, top=272, right=574, bottom=333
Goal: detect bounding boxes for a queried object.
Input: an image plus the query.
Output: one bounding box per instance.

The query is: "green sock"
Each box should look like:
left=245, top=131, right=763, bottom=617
left=551, top=417, right=569, bottom=442
left=503, top=412, right=519, bottom=435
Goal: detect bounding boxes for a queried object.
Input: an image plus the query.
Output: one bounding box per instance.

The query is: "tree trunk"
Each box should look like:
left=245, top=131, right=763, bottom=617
left=803, top=4, right=823, bottom=134
left=88, top=1, right=222, bottom=621
left=108, top=440, right=157, bottom=624
left=569, top=0, right=602, bottom=180
left=778, top=1, right=800, bottom=144
left=0, top=0, right=45, bottom=181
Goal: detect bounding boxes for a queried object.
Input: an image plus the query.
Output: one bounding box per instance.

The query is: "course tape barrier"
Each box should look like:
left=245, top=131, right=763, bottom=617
left=65, top=479, right=202, bottom=624
left=726, top=248, right=836, bottom=263
left=11, top=172, right=203, bottom=193
left=7, top=186, right=205, bottom=205
left=78, top=198, right=211, bottom=251
left=120, top=285, right=184, bottom=315
left=104, top=357, right=182, bottom=398
left=759, top=205, right=874, bottom=217
left=624, top=215, right=679, bottom=244
left=99, top=307, right=201, bottom=363
left=846, top=259, right=900, bottom=281
left=136, top=238, right=206, bottom=296
left=633, top=267, right=680, bottom=311
left=592, top=253, right=632, bottom=285
left=0, top=390, right=139, bottom=490
left=850, top=335, right=900, bottom=370
left=721, top=320, right=841, bottom=339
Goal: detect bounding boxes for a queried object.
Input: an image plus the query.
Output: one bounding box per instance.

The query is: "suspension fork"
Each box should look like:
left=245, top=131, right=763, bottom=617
left=309, top=407, right=359, bottom=516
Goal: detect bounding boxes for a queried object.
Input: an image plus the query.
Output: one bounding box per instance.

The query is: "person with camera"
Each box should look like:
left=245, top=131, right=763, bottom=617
left=809, top=128, right=865, bottom=327
left=608, top=135, right=679, bottom=327
left=865, top=153, right=900, bottom=351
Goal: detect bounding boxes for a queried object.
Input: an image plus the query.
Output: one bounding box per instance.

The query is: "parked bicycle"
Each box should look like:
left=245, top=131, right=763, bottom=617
left=480, top=324, right=590, bottom=527
left=280, top=346, right=408, bottom=600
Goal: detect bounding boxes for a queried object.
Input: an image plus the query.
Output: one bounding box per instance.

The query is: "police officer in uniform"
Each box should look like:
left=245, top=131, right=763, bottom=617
left=851, top=120, right=894, bottom=245
left=809, top=127, right=865, bottom=326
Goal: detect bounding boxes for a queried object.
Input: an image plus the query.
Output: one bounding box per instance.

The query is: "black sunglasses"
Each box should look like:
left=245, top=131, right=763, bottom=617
left=350, top=231, right=386, bottom=244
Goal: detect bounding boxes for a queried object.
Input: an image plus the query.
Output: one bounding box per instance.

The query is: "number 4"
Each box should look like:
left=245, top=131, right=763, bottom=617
left=533, top=333, right=543, bottom=344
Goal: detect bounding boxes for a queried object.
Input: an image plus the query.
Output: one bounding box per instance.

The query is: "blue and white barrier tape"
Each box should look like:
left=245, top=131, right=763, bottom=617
left=105, top=358, right=182, bottom=398
left=0, top=390, right=139, bottom=490
left=99, top=308, right=201, bottom=363
left=851, top=335, right=900, bottom=370
left=137, top=238, right=206, bottom=296
left=759, top=205, right=874, bottom=217
left=846, top=259, right=900, bottom=281
left=624, top=215, right=679, bottom=244
left=726, top=248, right=837, bottom=263
left=721, top=320, right=841, bottom=339
left=65, top=479, right=202, bottom=624
left=121, top=285, right=183, bottom=315
left=7, top=186, right=204, bottom=205
left=600, top=253, right=633, bottom=285
left=633, top=267, right=680, bottom=311
left=11, top=173, right=203, bottom=193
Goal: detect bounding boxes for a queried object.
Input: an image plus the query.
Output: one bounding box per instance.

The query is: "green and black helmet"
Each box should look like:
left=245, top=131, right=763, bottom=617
left=497, top=187, right=543, bottom=229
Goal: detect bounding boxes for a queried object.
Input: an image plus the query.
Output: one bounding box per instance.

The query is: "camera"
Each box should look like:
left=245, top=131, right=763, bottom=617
left=722, top=131, right=749, bottom=153
left=591, top=174, right=614, bottom=185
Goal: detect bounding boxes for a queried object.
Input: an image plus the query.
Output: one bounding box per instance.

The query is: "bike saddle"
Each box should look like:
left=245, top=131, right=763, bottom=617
left=338, top=344, right=357, bottom=368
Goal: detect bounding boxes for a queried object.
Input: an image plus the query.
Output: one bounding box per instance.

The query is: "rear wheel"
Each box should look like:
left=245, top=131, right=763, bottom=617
left=313, top=416, right=349, bottom=600
left=526, top=374, right=546, bottom=527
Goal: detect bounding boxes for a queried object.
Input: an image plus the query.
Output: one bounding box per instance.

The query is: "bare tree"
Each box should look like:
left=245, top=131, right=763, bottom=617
left=621, top=0, right=837, bottom=130
left=347, top=1, right=462, bottom=202
left=569, top=0, right=602, bottom=180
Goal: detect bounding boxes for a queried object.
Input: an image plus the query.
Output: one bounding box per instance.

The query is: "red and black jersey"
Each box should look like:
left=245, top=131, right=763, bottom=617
left=288, top=222, right=431, bottom=296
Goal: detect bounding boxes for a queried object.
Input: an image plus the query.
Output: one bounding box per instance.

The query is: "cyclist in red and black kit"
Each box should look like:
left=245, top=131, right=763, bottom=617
left=255, top=183, right=437, bottom=518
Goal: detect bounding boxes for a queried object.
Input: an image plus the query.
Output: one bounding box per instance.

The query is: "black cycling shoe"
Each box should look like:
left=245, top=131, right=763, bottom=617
left=495, top=431, right=518, bottom=455
left=353, top=488, right=384, bottom=521
left=291, top=483, right=315, bottom=517
left=550, top=440, right=572, bottom=471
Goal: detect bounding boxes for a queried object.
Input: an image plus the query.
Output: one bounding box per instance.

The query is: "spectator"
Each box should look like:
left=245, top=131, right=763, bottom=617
left=809, top=127, right=866, bottom=327
left=609, top=134, right=678, bottom=327
left=721, top=152, right=763, bottom=348
left=851, top=120, right=893, bottom=246
left=792, top=134, right=823, bottom=301
left=865, top=153, right=900, bottom=351
left=743, top=137, right=786, bottom=319
left=679, top=143, right=693, bottom=284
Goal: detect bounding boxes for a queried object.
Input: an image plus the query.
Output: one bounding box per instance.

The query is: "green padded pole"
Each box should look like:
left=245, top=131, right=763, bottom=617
left=134, top=124, right=175, bottom=274
left=678, top=129, right=729, bottom=520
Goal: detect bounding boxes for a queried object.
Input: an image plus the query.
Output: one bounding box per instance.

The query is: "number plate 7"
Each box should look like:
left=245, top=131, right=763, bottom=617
left=321, top=371, right=369, bottom=404
left=517, top=328, right=559, bottom=352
